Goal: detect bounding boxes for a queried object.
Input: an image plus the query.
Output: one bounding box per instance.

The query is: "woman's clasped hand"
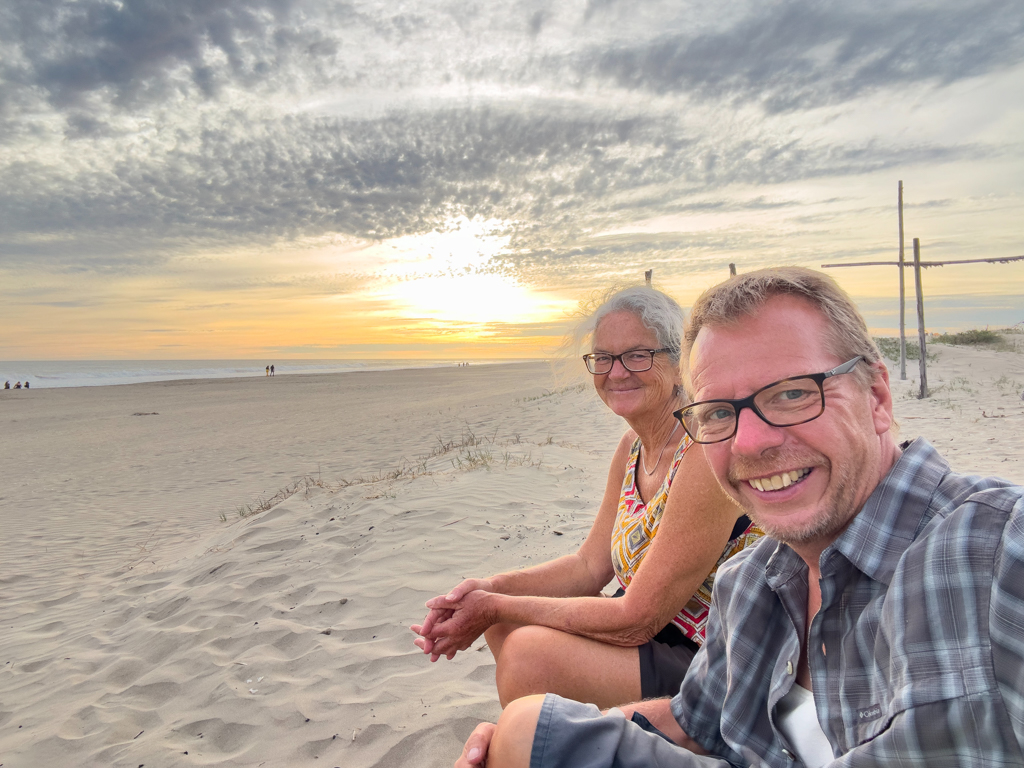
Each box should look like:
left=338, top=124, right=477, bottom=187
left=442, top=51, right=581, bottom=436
left=411, top=578, right=496, bottom=661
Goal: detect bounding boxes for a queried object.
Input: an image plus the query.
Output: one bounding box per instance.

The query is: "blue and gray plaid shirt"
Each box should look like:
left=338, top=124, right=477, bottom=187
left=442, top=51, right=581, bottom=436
left=672, top=438, right=1024, bottom=766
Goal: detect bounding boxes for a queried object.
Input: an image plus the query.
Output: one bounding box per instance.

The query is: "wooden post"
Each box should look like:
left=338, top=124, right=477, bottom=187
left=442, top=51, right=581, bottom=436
left=898, top=181, right=907, bottom=380
left=913, top=238, right=928, bottom=398
left=729, top=263, right=736, bottom=277
left=644, top=269, right=653, bottom=287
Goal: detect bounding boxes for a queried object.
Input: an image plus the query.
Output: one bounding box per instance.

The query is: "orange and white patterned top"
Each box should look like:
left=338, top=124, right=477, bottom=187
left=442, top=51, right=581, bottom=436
left=610, top=435, right=764, bottom=645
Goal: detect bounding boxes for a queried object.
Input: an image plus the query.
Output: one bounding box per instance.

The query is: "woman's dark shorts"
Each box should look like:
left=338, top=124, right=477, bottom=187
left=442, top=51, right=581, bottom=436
left=638, top=622, right=698, bottom=699
left=610, top=588, right=700, bottom=699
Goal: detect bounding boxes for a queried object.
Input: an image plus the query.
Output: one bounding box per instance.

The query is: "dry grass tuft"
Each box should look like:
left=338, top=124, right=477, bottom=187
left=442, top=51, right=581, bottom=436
left=222, top=426, right=549, bottom=522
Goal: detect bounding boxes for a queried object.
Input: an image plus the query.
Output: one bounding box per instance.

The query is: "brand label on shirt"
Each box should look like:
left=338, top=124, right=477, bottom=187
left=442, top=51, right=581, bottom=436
left=856, top=703, right=882, bottom=722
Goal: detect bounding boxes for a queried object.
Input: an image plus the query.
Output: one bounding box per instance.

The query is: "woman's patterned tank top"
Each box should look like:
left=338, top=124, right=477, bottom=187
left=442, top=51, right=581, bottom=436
left=610, top=435, right=764, bottom=645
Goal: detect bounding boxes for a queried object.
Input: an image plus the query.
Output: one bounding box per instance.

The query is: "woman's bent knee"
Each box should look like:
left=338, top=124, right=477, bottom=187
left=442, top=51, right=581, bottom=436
left=484, top=622, right=519, bottom=660
left=496, top=626, right=642, bottom=708
left=501, top=625, right=561, bottom=660
left=495, top=626, right=571, bottom=705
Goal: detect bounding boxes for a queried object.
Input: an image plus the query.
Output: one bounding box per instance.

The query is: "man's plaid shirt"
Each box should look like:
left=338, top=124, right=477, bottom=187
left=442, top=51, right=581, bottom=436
left=672, top=438, right=1024, bottom=766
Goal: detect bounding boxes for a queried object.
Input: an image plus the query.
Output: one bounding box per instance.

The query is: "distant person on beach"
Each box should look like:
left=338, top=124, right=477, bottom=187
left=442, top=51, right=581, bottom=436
left=3, top=380, right=8, bottom=389
left=413, top=286, right=762, bottom=709
left=270, top=365, right=275, bottom=376
left=454, top=267, right=1024, bottom=768
left=23, top=380, right=29, bottom=389
left=266, top=365, right=270, bottom=376
left=14, top=381, right=21, bottom=389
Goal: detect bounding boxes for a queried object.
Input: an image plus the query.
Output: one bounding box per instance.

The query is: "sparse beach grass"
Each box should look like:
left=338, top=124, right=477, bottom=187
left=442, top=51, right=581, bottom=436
left=224, top=424, right=559, bottom=522
left=515, top=382, right=587, bottom=403
left=873, top=337, right=936, bottom=362
left=234, top=473, right=334, bottom=518
left=934, top=329, right=1002, bottom=345
left=933, top=328, right=1022, bottom=353
left=994, top=375, right=1024, bottom=394
left=875, top=327, right=1024, bottom=362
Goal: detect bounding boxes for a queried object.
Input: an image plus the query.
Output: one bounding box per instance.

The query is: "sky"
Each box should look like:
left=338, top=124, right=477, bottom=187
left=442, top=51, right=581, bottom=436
left=1, top=0, right=1022, bottom=360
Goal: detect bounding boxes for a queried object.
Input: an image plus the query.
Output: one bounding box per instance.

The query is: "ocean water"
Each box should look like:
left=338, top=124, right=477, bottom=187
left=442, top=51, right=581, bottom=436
left=0, top=359, right=534, bottom=390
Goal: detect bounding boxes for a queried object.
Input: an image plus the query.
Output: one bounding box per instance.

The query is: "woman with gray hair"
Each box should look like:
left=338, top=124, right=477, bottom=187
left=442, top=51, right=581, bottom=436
left=412, top=286, right=762, bottom=709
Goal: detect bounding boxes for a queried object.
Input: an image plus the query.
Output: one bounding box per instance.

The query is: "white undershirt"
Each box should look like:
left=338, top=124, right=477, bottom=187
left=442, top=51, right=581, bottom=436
left=775, top=683, right=833, bottom=767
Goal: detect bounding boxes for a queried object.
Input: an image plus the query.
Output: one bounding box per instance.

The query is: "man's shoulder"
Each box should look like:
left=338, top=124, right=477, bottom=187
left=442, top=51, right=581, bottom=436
left=933, top=470, right=1023, bottom=514
left=926, top=471, right=1024, bottom=535
left=881, top=441, right=1023, bottom=556
left=712, top=534, right=778, bottom=594
left=904, top=473, right=1024, bottom=578
left=891, top=477, right=1024, bottom=674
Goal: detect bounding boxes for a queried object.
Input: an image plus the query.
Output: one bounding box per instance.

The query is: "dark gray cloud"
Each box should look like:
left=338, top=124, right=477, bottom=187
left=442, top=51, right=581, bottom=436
left=0, top=102, right=985, bottom=272
left=582, top=0, right=1024, bottom=111
left=63, top=113, right=114, bottom=139
left=7, top=1, right=1019, bottom=117
left=0, top=0, right=339, bottom=110
left=0, top=0, right=1019, bottom=286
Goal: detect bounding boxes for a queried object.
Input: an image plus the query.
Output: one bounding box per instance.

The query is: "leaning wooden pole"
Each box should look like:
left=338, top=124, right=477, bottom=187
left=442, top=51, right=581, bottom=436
left=913, top=238, right=928, bottom=398
left=898, top=181, right=907, bottom=380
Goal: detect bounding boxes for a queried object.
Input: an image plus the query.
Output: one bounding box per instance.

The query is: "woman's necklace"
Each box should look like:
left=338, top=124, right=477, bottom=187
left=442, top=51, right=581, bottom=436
left=641, top=422, right=679, bottom=476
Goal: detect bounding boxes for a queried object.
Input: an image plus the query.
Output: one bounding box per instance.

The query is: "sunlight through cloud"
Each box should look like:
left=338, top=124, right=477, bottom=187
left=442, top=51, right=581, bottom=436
left=369, top=217, right=571, bottom=326
left=387, top=272, right=564, bottom=326
left=378, top=216, right=512, bottom=279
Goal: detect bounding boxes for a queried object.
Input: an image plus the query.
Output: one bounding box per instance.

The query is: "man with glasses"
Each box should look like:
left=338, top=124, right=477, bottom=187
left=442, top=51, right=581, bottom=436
left=454, top=267, right=1024, bottom=768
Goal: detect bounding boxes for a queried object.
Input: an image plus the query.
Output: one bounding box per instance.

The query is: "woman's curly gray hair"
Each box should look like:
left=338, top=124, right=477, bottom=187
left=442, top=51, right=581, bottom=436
left=573, top=286, right=686, bottom=365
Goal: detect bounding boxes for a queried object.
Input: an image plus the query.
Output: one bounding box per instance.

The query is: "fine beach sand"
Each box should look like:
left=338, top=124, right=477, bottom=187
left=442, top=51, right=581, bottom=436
left=1, top=350, right=1022, bottom=767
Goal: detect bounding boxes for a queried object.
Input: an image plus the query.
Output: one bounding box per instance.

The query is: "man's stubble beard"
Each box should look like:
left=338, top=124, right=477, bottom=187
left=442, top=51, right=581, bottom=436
left=728, top=448, right=865, bottom=547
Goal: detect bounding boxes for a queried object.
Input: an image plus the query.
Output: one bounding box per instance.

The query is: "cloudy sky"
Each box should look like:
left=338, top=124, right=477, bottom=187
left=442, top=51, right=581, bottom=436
left=1, top=0, right=1022, bottom=360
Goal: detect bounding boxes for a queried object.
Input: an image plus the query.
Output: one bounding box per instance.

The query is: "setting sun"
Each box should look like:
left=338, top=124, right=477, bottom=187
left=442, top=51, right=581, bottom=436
left=385, top=272, right=566, bottom=326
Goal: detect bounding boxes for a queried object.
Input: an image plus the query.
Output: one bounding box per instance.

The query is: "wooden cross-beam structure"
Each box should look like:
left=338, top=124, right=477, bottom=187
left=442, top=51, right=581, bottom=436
left=821, top=255, right=1024, bottom=268
left=823, top=247, right=1023, bottom=399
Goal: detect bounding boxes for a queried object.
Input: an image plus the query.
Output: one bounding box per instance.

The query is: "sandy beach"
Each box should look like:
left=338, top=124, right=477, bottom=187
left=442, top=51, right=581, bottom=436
left=1, top=349, right=1022, bottom=767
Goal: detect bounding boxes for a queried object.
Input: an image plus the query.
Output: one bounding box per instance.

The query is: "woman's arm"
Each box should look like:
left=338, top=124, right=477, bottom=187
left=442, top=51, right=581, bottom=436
left=436, top=443, right=744, bottom=648
left=412, top=432, right=635, bottom=657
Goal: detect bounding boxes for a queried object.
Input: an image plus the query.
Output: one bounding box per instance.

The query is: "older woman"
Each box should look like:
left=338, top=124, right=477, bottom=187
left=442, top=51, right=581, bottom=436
left=411, top=287, right=762, bottom=708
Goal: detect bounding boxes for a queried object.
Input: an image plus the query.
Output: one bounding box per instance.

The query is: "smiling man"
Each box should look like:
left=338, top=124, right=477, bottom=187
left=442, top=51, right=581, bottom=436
left=454, top=267, right=1024, bottom=768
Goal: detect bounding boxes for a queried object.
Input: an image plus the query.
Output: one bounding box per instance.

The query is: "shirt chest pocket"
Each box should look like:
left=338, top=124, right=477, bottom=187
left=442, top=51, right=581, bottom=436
left=849, top=649, right=993, bottom=746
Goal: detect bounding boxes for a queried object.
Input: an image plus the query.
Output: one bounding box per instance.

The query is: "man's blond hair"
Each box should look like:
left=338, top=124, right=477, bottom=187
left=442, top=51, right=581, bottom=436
left=682, top=267, right=883, bottom=394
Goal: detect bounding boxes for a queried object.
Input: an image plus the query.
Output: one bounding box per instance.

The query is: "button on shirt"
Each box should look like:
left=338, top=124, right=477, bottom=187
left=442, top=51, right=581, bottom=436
left=671, top=439, right=1024, bottom=766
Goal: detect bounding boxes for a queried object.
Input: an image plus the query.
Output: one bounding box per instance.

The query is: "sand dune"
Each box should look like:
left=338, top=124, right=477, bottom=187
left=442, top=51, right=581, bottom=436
left=0, top=349, right=1021, bottom=767
left=886, top=343, right=1024, bottom=476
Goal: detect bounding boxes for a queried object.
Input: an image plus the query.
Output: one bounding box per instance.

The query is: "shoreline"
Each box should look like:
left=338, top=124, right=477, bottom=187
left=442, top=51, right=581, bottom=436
left=0, top=358, right=544, bottom=391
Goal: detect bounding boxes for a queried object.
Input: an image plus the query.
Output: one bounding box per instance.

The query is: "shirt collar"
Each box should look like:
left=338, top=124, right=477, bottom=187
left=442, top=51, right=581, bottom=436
left=826, top=438, right=949, bottom=584
left=765, top=438, right=950, bottom=588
